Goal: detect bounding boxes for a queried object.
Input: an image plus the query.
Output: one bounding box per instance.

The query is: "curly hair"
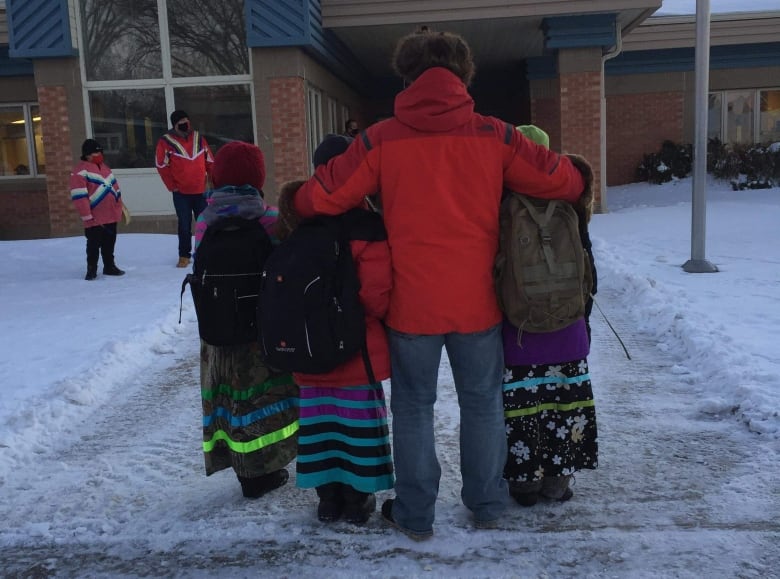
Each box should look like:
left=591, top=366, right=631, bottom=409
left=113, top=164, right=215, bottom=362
left=392, top=27, right=475, bottom=86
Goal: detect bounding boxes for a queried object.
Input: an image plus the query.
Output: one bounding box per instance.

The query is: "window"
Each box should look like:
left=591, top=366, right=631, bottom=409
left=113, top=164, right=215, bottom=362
left=307, top=85, right=324, bottom=166
left=709, top=89, right=780, bottom=146
left=726, top=90, right=754, bottom=145
left=166, top=0, right=249, bottom=77
left=173, top=85, right=254, bottom=147
left=327, top=98, right=339, bottom=134
left=0, top=104, right=45, bottom=177
left=341, top=105, right=350, bottom=134
left=707, top=93, right=722, bottom=141
left=80, top=0, right=162, bottom=82
left=77, top=0, right=252, bottom=169
left=89, top=89, right=167, bottom=168
left=759, top=89, right=780, bottom=144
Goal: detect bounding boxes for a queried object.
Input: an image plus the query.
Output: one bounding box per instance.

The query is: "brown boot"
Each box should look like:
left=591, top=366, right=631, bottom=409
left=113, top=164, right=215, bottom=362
left=176, top=256, right=190, bottom=268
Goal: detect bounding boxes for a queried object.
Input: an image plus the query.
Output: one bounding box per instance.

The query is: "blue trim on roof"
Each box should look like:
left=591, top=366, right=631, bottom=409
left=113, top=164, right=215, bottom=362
left=607, top=42, right=780, bottom=76
left=246, top=0, right=311, bottom=46
left=543, top=14, right=617, bottom=50
left=0, top=46, right=34, bottom=76
left=245, top=0, right=369, bottom=93
left=7, top=0, right=76, bottom=59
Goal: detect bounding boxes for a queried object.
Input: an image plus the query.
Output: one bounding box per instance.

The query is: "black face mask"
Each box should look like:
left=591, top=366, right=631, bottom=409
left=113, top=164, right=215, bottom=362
left=176, top=122, right=190, bottom=133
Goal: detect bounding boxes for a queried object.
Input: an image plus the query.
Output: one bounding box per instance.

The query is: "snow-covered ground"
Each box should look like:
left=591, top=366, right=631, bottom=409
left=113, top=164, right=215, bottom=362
left=1, top=176, right=778, bottom=577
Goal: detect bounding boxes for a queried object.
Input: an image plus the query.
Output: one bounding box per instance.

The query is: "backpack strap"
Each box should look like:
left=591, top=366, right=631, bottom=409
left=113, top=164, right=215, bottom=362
left=333, top=212, right=379, bottom=385
left=517, top=195, right=561, bottom=274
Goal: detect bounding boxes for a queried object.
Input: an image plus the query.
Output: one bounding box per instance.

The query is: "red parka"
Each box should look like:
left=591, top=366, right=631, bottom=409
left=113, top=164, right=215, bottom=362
left=155, top=130, right=214, bottom=195
left=294, top=67, right=585, bottom=335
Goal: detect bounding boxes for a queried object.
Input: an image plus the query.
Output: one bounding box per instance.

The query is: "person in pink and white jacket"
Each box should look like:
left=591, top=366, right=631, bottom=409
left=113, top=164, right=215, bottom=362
left=69, top=139, right=125, bottom=280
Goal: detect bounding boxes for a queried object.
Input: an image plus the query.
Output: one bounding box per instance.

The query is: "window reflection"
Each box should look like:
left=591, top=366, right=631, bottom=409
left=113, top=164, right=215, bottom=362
left=167, top=0, right=248, bottom=77
left=173, top=85, right=254, bottom=153
left=726, top=90, right=755, bottom=145
left=759, top=90, right=780, bottom=144
left=89, top=89, right=167, bottom=169
left=80, top=0, right=162, bottom=81
left=707, top=93, right=722, bottom=141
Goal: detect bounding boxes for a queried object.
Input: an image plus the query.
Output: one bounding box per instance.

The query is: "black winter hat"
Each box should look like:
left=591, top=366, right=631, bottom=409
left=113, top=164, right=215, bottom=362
left=81, top=138, right=103, bottom=159
left=170, top=110, right=188, bottom=127
left=313, top=134, right=353, bottom=168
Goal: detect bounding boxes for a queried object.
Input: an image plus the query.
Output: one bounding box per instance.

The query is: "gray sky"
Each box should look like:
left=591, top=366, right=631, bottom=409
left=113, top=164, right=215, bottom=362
left=657, top=0, right=780, bottom=14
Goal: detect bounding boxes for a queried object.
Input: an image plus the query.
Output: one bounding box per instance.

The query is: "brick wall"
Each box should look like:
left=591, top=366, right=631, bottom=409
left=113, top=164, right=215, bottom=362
left=607, top=91, right=685, bottom=185
left=0, top=188, right=50, bottom=239
left=559, top=71, right=602, bottom=207
left=531, top=97, right=562, bottom=153
left=270, top=77, right=310, bottom=186
left=38, top=85, right=82, bottom=237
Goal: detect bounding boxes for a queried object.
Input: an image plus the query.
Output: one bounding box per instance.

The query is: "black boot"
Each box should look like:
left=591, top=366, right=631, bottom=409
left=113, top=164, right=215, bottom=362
left=237, top=469, right=289, bottom=499
left=341, top=486, right=376, bottom=524
left=85, top=267, right=97, bottom=281
left=316, top=483, right=344, bottom=522
left=103, top=264, right=125, bottom=276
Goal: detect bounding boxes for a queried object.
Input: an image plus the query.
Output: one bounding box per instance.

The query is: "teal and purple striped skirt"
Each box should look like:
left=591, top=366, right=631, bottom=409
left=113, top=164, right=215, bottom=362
left=296, top=383, right=394, bottom=493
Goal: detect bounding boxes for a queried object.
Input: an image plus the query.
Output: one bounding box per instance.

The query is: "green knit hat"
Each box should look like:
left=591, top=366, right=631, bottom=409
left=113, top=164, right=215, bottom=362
left=516, top=124, right=550, bottom=149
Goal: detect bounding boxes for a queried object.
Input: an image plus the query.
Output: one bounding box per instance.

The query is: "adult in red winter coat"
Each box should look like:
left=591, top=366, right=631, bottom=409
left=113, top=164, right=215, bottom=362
left=291, top=29, right=590, bottom=539
left=69, top=139, right=125, bottom=280
left=155, top=110, right=214, bottom=268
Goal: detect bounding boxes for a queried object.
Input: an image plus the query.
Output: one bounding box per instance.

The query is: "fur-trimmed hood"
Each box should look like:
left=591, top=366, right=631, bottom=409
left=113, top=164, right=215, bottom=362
left=275, top=180, right=306, bottom=241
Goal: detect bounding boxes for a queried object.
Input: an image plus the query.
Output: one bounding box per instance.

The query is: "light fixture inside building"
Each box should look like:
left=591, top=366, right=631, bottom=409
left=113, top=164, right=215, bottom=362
left=11, top=116, right=42, bottom=125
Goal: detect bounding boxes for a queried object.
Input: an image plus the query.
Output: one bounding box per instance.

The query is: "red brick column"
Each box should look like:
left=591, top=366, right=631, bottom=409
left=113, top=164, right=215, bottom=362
left=559, top=69, right=602, bottom=207
left=38, top=85, right=81, bottom=237
left=531, top=96, right=562, bottom=153
left=270, top=77, right=310, bottom=186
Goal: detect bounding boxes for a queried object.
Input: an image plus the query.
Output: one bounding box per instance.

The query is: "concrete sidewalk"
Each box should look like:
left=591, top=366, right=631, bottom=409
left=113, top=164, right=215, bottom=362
left=1, top=287, right=778, bottom=578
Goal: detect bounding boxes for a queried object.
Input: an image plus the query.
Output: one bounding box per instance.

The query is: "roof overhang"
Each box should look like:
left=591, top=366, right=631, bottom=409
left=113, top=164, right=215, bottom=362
left=320, top=0, right=662, bottom=76
left=623, top=10, right=780, bottom=51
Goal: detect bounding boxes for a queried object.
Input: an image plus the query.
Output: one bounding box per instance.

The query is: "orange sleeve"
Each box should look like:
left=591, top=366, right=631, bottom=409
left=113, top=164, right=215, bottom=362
left=502, top=128, right=585, bottom=202
left=294, top=132, right=381, bottom=218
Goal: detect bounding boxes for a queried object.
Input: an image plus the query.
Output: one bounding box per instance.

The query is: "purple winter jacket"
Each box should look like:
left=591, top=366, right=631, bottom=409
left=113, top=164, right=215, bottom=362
left=503, top=317, right=590, bottom=367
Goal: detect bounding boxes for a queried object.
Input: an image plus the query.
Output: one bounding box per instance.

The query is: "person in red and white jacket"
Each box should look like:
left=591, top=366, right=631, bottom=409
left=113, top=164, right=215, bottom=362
left=155, top=110, right=214, bottom=268
left=69, top=139, right=125, bottom=281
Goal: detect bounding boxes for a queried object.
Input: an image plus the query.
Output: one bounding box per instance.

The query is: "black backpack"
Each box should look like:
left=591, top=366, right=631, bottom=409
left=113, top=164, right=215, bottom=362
left=258, top=208, right=386, bottom=380
left=180, top=216, right=273, bottom=346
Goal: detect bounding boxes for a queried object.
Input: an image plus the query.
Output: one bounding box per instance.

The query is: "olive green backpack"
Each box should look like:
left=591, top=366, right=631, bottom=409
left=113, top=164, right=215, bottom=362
left=494, top=194, right=593, bottom=333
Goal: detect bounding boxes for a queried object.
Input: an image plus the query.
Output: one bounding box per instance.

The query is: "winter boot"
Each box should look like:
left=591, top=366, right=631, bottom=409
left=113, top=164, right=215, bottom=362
left=85, top=267, right=98, bottom=281
left=540, top=475, right=573, bottom=502
left=103, top=264, right=125, bottom=276
left=509, top=480, right=542, bottom=507
left=177, top=256, right=191, bottom=268
left=316, top=482, right=345, bottom=522
left=237, top=469, right=289, bottom=499
left=341, top=486, right=376, bottom=524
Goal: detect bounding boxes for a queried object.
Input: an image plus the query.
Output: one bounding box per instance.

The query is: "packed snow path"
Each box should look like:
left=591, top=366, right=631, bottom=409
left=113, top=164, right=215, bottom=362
left=2, top=288, right=778, bottom=578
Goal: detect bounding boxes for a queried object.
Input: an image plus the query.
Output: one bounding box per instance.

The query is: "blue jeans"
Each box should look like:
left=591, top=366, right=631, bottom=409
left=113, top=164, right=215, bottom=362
left=172, top=191, right=207, bottom=258
left=387, top=324, right=508, bottom=533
